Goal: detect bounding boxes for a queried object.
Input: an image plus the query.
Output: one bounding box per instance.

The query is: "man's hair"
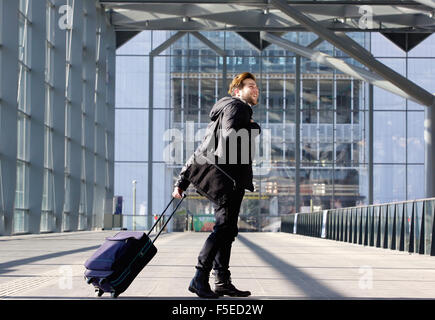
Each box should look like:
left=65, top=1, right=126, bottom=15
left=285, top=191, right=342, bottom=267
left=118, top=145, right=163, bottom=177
left=228, top=72, right=256, bottom=96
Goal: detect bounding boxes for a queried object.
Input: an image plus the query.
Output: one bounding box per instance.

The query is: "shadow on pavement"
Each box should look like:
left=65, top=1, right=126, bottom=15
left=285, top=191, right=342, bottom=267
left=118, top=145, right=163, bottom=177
left=237, top=234, right=344, bottom=299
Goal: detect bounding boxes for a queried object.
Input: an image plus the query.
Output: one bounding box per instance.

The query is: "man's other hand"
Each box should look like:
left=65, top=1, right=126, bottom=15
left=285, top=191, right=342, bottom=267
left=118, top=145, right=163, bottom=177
left=172, top=187, right=184, bottom=199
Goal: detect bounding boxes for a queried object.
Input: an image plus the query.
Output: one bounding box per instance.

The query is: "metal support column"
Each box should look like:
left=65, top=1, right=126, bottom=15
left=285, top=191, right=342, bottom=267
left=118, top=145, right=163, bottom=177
left=0, top=0, right=18, bottom=235
left=52, top=0, right=67, bottom=233
left=147, top=56, right=154, bottom=231
left=27, top=0, right=46, bottom=234
left=83, top=0, right=96, bottom=230
left=147, top=31, right=186, bottom=230
left=106, top=23, right=116, bottom=218
left=425, top=105, right=435, bottom=198
left=94, top=6, right=108, bottom=229
left=295, top=55, right=301, bottom=212
left=67, top=0, right=84, bottom=232
left=368, top=84, right=374, bottom=204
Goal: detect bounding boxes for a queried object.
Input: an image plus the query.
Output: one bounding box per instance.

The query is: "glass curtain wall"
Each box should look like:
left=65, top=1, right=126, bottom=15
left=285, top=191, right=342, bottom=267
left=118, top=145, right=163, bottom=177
left=371, top=32, right=434, bottom=203
left=115, top=30, right=433, bottom=230
left=15, top=0, right=31, bottom=233
left=115, top=31, right=370, bottom=230
left=41, top=0, right=55, bottom=232
left=0, top=0, right=116, bottom=235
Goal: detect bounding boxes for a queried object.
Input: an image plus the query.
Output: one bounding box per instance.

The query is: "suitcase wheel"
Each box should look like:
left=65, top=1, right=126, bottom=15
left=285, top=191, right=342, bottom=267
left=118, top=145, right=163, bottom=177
left=111, top=291, right=119, bottom=299
left=95, top=288, right=104, bottom=297
left=98, top=278, right=107, bottom=286
left=86, top=277, right=94, bottom=285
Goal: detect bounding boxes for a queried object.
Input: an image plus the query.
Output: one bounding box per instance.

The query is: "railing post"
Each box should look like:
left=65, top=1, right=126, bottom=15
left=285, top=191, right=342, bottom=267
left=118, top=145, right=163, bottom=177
left=409, top=202, right=416, bottom=253
left=429, top=200, right=435, bottom=256
left=369, top=206, right=374, bottom=247
left=362, top=207, right=367, bottom=246
left=376, top=206, right=382, bottom=248
left=390, top=204, right=397, bottom=250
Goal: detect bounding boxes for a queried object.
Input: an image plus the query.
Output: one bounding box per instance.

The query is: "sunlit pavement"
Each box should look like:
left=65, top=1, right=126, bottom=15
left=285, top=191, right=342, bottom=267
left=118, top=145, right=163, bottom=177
left=1, top=231, right=435, bottom=299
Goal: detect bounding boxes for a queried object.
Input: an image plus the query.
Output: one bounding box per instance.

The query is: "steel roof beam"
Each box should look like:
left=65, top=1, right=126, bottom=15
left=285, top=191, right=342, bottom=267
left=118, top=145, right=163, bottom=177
left=190, top=31, right=226, bottom=56
left=260, top=31, right=419, bottom=103
left=271, top=0, right=435, bottom=107
left=150, top=31, right=187, bottom=56
left=413, top=0, right=435, bottom=9
left=106, top=2, right=434, bottom=32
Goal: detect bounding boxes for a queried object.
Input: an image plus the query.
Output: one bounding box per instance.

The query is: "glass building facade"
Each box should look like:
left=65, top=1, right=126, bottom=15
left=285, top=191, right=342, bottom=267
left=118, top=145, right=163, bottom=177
left=0, top=0, right=116, bottom=235
left=115, top=30, right=433, bottom=230
left=0, top=1, right=433, bottom=235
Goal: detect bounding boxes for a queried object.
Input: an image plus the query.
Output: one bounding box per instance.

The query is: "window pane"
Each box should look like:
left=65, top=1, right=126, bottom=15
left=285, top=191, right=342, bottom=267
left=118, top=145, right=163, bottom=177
left=373, top=58, right=406, bottom=111
left=373, top=165, right=406, bottom=203
left=200, top=78, right=218, bottom=120
left=300, top=169, right=333, bottom=211
left=334, top=168, right=363, bottom=207
left=408, top=33, right=435, bottom=58
left=18, top=66, right=29, bottom=112
left=373, top=111, right=406, bottom=164
left=336, top=80, right=352, bottom=124
left=371, top=32, right=405, bottom=58
left=116, top=31, right=151, bottom=55
left=302, top=79, right=317, bottom=124
left=14, top=209, right=28, bottom=234
left=408, top=58, right=435, bottom=111
left=407, top=165, right=424, bottom=200
left=114, top=162, right=148, bottom=218
left=268, top=79, right=284, bottom=123
left=407, top=111, right=424, bottom=164
left=115, top=56, right=148, bottom=108
left=184, top=77, right=199, bottom=122
left=115, top=109, right=148, bottom=162
left=15, top=161, right=28, bottom=209
left=17, top=113, right=29, bottom=160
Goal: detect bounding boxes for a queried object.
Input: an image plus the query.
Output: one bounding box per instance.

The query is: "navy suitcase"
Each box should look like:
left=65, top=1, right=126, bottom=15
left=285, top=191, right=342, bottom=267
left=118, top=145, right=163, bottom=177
left=84, top=195, right=186, bottom=298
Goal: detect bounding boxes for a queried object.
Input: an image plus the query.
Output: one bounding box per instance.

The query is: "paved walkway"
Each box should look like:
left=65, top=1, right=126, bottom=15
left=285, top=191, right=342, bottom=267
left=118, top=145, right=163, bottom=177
left=1, top=231, right=435, bottom=299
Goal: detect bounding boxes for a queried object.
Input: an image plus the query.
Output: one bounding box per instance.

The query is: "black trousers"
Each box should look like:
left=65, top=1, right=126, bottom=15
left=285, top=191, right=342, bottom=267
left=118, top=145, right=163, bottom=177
left=196, top=187, right=245, bottom=273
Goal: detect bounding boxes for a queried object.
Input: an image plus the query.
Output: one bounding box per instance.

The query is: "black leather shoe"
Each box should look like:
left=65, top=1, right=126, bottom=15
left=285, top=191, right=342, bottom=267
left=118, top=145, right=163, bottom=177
left=188, top=269, right=220, bottom=299
left=214, top=270, right=251, bottom=297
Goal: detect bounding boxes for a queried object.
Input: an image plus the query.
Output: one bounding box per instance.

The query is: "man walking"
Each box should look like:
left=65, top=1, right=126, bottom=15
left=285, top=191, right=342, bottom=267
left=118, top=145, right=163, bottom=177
left=172, top=72, right=261, bottom=299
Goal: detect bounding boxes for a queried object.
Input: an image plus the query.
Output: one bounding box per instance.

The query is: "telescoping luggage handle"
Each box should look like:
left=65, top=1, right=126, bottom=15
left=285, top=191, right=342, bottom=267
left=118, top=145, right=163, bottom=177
left=147, top=194, right=186, bottom=244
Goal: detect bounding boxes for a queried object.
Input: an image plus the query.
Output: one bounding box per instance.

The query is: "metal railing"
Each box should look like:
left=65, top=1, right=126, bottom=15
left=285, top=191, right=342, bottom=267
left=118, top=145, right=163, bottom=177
left=281, top=198, right=435, bottom=256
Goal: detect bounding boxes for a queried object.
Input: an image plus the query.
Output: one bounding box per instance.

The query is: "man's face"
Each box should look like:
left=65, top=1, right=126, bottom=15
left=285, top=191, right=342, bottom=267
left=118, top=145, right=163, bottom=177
left=236, top=78, right=259, bottom=106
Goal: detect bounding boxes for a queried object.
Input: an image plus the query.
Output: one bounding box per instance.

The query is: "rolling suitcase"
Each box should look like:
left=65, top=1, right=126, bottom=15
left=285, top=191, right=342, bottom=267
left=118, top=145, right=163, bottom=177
left=84, top=194, right=186, bottom=298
